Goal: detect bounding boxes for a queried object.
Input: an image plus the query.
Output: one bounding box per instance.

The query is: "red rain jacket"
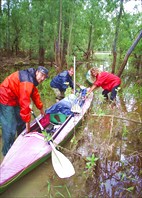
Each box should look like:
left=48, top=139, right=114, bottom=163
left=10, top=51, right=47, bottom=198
left=0, top=68, right=43, bottom=122
left=94, top=72, right=121, bottom=91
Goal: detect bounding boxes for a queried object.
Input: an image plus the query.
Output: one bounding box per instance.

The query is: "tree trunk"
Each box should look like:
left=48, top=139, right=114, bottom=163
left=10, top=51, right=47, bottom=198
left=14, top=33, right=20, bottom=56
left=86, top=23, right=93, bottom=60
left=111, top=0, right=123, bottom=74
left=55, top=0, right=62, bottom=72
left=38, top=17, right=45, bottom=66
left=0, top=0, right=1, bottom=13
left=28, top=7, right=32, bottom=61
left=66, top=14, right=73, bottom=66
left=6, top=0, right=11, bottom=57
left=117, top=30, right=142, bottom=77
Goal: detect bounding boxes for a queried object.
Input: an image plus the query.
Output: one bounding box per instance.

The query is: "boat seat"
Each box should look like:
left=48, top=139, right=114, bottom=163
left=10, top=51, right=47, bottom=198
left=50, top=113, right=67, bottom=125
left=45, top=114, right=67, bottom=134
left=30, top=113, right=67, bottom=134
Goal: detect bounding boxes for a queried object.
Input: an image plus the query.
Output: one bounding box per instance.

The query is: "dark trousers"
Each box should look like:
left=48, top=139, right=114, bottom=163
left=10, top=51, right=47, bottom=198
left=0, top=104, right=25, bottom=156
left=102, top=85, right=120, bottom=101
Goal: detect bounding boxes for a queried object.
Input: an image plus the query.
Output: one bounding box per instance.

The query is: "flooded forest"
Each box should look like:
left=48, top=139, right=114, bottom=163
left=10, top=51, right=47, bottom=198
left=0, top=0, right=142, bottom=197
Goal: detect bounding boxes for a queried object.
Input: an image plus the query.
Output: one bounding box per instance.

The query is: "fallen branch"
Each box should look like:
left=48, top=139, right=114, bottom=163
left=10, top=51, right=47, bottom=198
left=92, top=114, right=142, bottom=124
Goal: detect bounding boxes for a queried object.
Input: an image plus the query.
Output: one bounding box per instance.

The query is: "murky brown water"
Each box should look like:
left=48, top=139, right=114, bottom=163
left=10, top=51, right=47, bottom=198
left=1, top=93, right=142, bottom=198
left=0, top=64, right=142, bottom=197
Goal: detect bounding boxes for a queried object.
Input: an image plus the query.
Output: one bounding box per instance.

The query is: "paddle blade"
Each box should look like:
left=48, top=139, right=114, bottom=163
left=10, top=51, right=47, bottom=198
left=50, top=142, right=75, bottom=178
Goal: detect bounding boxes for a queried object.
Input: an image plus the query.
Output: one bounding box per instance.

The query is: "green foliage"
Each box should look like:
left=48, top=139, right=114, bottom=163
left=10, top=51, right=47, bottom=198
left=39, top=78, right=50, bottom=96
left=123, top=83, right=142, bottom=101
left=126, top=186, right=134, bottom=192
left=65, top=86, right=72, bottom=97
left=85, top=153, right=99, bottom=170
left=38, top=75, right=56, bottom=105
left=42, top=130, right=52, bottom=142
left=46, top=182, right=71, bottom=198
left=122, top=125, right=128, bottom=138
left=70, top=135, right=78, bottom=146
left=120, top=172, right=126, bottom=181
left=96, top=108, right=106, bottom=116
left=1, top=0, right=141, bottom=78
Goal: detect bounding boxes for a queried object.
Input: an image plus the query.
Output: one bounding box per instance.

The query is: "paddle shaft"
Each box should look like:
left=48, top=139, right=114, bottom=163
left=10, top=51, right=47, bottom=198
left=31, top=111, right=44, bottom=131
left=31, top=111, right=73, bottom=141
left=31, top=110, right=75, bottom=178
left=52, top=113, right=74, bottom=140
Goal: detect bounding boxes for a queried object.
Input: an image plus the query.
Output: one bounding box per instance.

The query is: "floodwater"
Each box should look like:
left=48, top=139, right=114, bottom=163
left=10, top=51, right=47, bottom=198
left=0, top=64, right=142, bottom=197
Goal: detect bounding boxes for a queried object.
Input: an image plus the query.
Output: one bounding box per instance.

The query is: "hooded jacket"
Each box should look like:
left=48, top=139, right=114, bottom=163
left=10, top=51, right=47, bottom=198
left=0, top=68, right=43, bottom=122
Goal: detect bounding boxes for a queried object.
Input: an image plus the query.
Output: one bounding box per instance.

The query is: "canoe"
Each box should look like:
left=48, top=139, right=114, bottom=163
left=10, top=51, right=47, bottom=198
left=0, top=88, right=93, bottom=193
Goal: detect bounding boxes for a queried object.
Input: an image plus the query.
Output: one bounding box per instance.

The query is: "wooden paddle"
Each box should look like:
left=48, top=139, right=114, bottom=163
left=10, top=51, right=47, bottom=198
left=31, top=111, right=75, bottom=178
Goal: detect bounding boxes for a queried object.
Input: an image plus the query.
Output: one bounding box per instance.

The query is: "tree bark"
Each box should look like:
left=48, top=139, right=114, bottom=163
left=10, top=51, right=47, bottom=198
left=38, top=17, right=45, bottom=66
left=86, top=23, right=93, bottom=60
left=6, top=0, right=11, bottom=57
left=55, top=0, right=62, bottom=72
left=66, top=14, right=73, bottom=66
left=117, top=30, right=142, bottom=77
left=111, top=0, right=123, bottom=74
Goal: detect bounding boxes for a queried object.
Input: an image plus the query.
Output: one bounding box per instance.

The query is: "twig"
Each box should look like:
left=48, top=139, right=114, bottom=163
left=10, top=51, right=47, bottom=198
left=92, top=114, right=142, bottom=124
left=108, top=115, right=114, bottom=144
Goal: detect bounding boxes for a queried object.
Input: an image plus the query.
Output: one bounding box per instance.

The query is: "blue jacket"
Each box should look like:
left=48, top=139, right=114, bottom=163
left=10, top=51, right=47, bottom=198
left=50, top=70, right=73, bottom=91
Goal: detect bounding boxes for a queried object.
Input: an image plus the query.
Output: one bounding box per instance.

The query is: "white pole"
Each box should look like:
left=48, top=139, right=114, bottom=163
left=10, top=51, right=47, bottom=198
left=74, top=56, right=76, bottom=95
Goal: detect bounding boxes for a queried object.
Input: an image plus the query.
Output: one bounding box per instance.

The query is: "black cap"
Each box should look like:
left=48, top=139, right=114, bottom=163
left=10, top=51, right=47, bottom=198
left=37, top=66, right=48, bottom=78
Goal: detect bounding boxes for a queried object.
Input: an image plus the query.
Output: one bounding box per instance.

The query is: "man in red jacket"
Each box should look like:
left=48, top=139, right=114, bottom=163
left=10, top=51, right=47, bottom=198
left=87, top=67, right=121, bottom=103
left=0, top=66, right=48, bottom=156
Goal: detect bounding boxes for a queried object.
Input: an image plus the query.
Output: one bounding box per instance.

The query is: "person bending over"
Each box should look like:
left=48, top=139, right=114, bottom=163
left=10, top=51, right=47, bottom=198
left=0, top=66, right=48, bottom=156
left=87, top=67, right=121, bottom=104
left=50, top=67, right=74, bottom=101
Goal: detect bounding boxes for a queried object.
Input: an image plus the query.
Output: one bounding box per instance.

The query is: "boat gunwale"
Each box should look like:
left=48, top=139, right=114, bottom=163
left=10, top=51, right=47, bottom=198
left=0, top=93, right=93, bottom=194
